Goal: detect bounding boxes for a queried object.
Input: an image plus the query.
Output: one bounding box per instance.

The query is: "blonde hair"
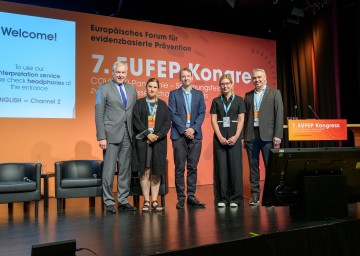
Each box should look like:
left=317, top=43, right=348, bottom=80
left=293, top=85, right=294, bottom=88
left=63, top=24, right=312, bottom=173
left=219, top=73, right=234, bottom=95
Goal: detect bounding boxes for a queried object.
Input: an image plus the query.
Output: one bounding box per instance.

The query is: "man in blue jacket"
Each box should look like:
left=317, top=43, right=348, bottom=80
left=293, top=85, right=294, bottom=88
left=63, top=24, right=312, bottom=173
left=168, top=67, right=206, bottom=209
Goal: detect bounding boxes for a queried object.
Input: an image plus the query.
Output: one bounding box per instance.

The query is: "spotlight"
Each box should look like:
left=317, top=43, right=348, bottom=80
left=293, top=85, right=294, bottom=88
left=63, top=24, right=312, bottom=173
left=226, top=0, right=236, bottom=8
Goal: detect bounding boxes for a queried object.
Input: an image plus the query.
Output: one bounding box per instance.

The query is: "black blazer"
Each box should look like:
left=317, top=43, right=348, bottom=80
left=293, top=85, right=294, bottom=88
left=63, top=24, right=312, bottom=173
left=132, top=97, right=171, bottom=175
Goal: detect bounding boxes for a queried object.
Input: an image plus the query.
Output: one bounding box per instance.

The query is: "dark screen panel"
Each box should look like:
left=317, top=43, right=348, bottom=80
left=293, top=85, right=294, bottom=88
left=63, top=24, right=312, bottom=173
left=262, top=147, right=360, bottom=206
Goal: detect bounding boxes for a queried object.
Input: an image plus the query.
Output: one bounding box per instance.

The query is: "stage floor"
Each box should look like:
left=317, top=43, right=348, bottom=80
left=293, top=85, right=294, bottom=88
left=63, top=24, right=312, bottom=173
left=1, top=184, right=360, bottom=256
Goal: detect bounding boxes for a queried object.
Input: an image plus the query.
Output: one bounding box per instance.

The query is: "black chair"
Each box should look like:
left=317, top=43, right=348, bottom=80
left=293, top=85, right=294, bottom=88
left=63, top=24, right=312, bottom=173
left=0, top=162, right=41, bottom=215
left=55, top=160, right=103, bottom=211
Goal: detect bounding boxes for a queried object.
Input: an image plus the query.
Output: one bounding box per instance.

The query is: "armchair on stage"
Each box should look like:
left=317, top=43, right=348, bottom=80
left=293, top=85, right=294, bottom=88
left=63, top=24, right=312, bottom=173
left=0, top=162, right=41, bottom=215
left=55, top=160, right=103, bottom=211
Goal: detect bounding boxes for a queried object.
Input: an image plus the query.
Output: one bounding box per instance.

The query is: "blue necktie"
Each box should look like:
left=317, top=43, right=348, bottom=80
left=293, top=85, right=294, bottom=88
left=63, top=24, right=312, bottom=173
left=119, top=84, right=127, bottom=108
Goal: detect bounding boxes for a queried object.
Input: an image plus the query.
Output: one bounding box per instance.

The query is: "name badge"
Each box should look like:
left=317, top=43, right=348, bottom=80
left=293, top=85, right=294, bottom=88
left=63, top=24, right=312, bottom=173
left=223, top=117, right=230, bottom=127
left=186, top=112, right=191, bottom=127
left=148, top=116, right=155, bottom=131
left=254, top=110, right=259, bottom=126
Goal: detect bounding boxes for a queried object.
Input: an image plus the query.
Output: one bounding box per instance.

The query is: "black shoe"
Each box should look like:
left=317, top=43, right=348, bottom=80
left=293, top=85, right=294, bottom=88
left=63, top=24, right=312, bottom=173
left=176, top=199, right=185, bottom=209
left=118, top=203, right=137, bottom=211
left=187, top=197, right=206, bottom=208
left=249, top=195, right=260, bottom=206
left=106, top=205, right=116, bottom=213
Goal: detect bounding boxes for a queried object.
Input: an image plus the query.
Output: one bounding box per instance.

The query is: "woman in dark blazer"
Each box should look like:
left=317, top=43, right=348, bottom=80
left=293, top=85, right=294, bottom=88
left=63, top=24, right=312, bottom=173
left=132, top=78, right=171, bottom=212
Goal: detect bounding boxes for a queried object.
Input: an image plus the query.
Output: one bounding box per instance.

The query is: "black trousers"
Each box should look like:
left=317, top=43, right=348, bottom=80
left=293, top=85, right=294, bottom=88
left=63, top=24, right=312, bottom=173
left=213, top=137, right=243, bottom=205
left=172, top=136, right=202, bottom=200
left=244, top=128, right=272, bottom=197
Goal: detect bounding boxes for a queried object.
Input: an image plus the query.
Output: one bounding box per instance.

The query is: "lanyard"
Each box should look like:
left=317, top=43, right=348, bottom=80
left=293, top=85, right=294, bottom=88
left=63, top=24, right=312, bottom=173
left=254, top=89, right=265, bottom=111
left=220, top=94, right=235, bottom=116
left=183, top=90, right=191, bottom=114
left=146, top=97, right=157, bottom=117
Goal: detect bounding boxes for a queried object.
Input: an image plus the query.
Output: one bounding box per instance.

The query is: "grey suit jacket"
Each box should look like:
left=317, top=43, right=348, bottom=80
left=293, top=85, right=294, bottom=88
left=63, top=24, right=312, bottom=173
left=95, top=80, right=137, bottom=143
left=243, top=87, right=284, bottom=141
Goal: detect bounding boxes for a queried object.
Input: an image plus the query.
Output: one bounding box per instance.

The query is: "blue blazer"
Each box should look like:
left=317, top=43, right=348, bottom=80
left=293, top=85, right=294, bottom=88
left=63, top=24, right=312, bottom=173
left=168, top=87, right=206, bottom=140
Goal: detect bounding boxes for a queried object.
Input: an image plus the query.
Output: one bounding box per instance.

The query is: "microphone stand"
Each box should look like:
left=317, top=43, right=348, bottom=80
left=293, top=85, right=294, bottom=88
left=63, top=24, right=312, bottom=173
left=308, top=105, right=320, bottom=148
left=294, top=105, right=298, bottom=119
left=308, top=105, right=320, bottom=120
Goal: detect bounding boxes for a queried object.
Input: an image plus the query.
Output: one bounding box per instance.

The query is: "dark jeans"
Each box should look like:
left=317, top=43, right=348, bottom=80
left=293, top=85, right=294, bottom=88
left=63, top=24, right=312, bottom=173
left=245, top=129, right=273, bottom=196
left=172, top=137, right=202, bottom=201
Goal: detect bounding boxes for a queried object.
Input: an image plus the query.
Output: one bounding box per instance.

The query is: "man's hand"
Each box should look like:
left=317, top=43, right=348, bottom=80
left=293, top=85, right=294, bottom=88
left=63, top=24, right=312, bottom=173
left=99, top=139, right=107, bottom=150
left=184, top=128, right=195, bottom=140
left=273, top=137, right=282, bottom=146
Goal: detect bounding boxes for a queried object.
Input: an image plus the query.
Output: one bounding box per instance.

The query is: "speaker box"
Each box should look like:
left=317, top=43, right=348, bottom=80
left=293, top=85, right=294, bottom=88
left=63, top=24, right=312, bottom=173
left=290, top=175, right=348, bottom=220
left=31, top=239, right=76, bottom=256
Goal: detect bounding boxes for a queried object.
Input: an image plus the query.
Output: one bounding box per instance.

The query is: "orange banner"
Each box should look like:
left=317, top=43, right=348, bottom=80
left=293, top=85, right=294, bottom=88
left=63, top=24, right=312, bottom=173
left=0, top=1, right=276, bottom=190
left=288, top=119, right=347, bottom=141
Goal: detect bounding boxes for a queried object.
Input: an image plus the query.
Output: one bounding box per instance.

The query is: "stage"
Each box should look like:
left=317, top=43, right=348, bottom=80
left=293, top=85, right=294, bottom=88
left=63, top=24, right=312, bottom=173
left=1, top=184, right=360, bottom=256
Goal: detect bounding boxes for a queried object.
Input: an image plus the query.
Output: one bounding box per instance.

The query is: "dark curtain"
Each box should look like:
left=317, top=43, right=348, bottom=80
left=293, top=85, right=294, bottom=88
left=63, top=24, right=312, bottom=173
left=338, top=0, right=360, bottom=125
left=277, top=4, right=340, bottom=148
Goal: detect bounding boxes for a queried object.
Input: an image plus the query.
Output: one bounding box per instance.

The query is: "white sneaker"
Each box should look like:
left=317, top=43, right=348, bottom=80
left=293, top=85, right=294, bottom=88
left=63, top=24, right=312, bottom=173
left=217, top=202, right=226, bottom=208
left=249, top=196, right=260, bottom=206
left=230, top=203, right=238, bottom=208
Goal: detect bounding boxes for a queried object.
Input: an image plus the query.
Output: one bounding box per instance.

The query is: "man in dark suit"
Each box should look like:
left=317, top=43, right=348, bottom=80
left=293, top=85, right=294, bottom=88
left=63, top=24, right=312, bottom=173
left=95, top=61, right=137, bottom=213
left=168, top=67, right=206, bottom=209
left=243, top=68, right=284, bottom=206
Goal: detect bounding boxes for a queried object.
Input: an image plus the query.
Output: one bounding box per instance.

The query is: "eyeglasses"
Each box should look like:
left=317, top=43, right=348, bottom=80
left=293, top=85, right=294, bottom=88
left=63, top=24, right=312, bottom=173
left=220, top=82, right=232, bottom=87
